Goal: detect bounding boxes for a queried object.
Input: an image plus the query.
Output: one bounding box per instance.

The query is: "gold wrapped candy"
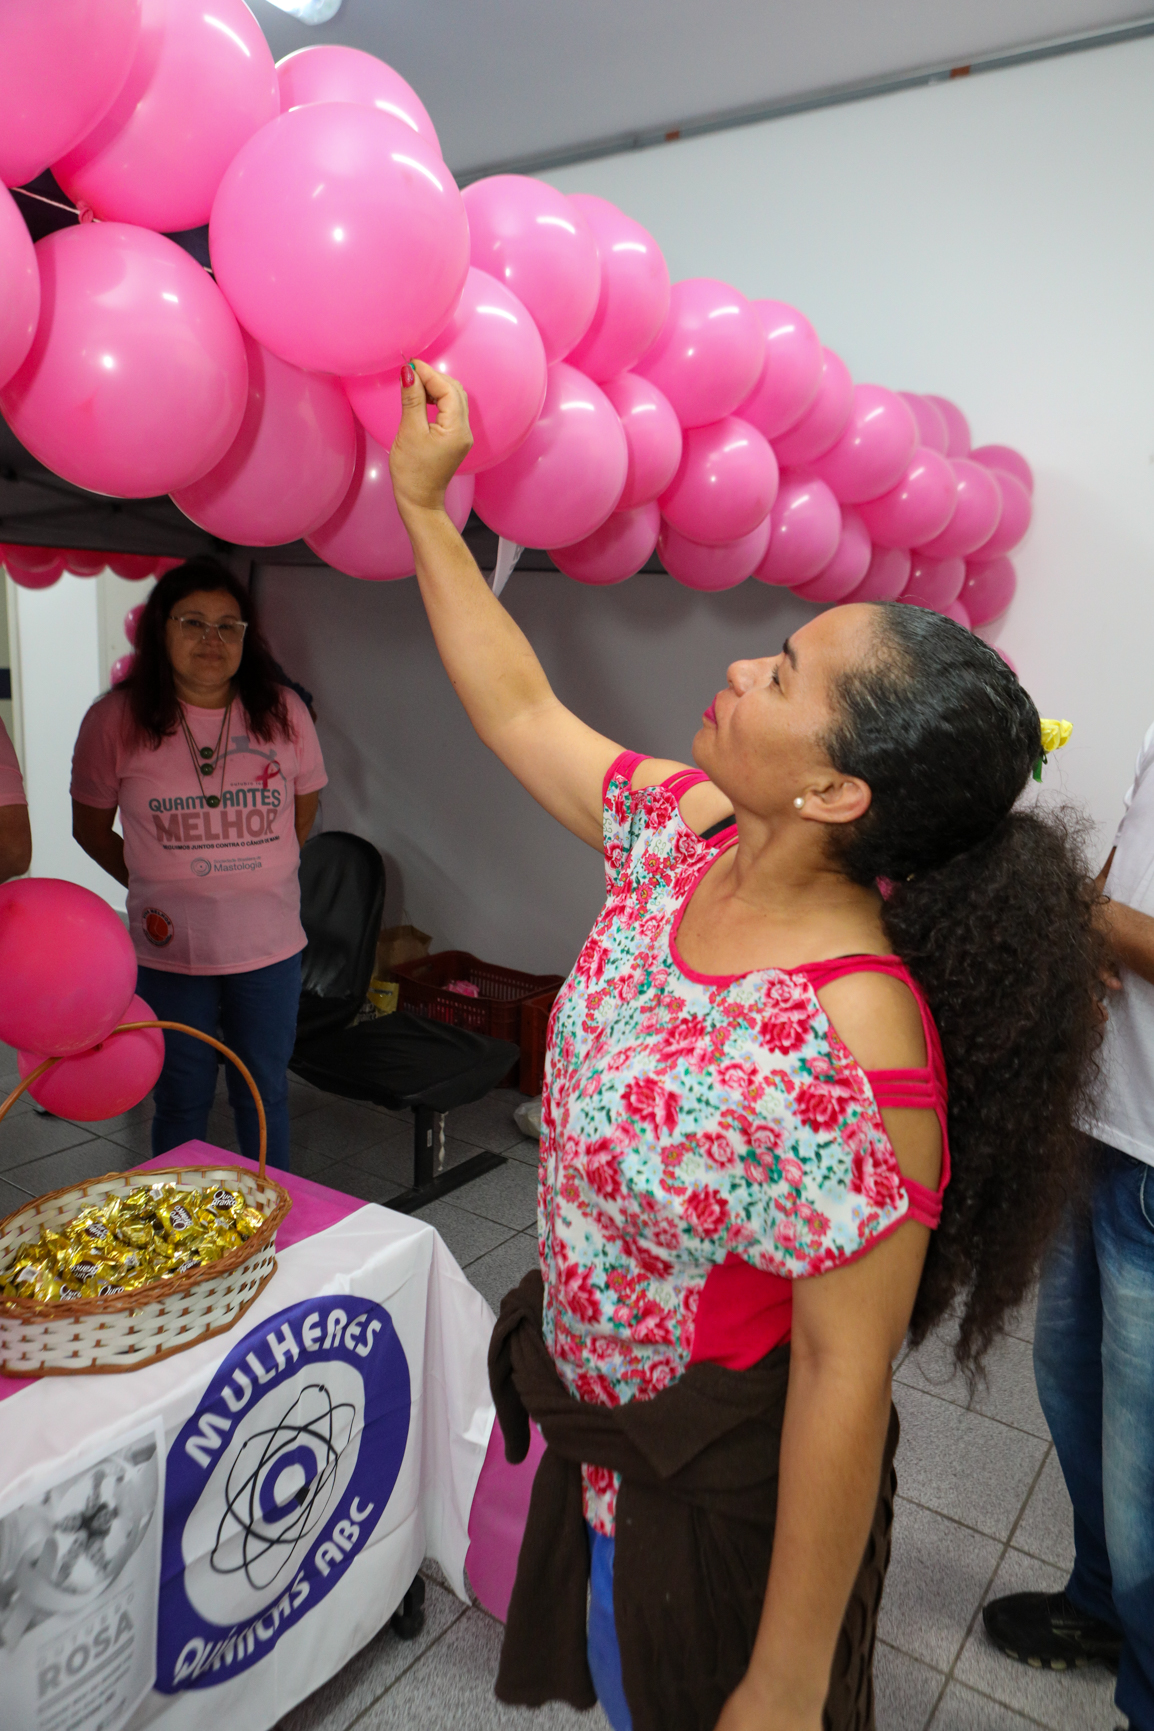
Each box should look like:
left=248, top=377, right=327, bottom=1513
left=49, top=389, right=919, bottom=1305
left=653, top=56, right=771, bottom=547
left=0, top=1180, right=257, bottom=1302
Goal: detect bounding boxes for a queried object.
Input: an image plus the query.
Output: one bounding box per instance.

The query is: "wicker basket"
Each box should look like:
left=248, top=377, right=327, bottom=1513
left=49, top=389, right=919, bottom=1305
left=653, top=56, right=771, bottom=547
left=0, top=1022, right=291, bottom=1377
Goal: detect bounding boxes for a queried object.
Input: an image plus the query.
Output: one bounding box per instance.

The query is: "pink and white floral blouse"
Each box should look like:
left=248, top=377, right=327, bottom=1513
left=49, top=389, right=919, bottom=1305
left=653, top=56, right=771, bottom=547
left=538, top=752, right=949, bottom=1535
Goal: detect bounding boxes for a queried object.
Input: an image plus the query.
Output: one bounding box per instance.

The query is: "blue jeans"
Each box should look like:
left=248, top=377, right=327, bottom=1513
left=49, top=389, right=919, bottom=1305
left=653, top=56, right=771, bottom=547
left=137, top=953, right=302, bottom=1171
left=1034, top=1141, right=1154, bottom=1731
left=587, top=1525, right=632, bottom=1731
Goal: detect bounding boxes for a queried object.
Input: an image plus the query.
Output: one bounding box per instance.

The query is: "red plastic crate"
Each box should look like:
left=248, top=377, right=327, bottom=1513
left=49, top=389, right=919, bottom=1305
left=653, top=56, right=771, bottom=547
left=392, top=950, right=564, bottom=1052
left=519, top=988, right=561, bottom=1096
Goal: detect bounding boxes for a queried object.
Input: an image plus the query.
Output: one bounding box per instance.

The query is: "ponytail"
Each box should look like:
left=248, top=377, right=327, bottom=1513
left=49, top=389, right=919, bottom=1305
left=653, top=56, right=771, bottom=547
left=824, top=604, right=1103, bottom=1372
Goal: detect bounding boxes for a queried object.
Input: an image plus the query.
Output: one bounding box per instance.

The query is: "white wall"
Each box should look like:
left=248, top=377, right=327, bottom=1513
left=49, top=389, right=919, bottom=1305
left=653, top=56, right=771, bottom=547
left=261, top=36, right=1154, bottom=976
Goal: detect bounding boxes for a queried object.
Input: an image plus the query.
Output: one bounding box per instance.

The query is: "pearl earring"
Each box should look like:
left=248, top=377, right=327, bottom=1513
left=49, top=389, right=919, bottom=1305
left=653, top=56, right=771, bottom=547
left=793, top=796, right=804, bottom=809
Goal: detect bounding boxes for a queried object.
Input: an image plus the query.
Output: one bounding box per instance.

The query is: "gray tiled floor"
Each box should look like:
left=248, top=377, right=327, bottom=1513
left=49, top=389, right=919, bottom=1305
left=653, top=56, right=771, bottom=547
left=0, top=1048, right=1122, bottom=1730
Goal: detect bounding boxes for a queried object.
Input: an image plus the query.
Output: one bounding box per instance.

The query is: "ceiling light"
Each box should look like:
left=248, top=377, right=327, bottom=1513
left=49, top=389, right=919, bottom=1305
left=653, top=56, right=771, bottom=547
left=264, top=0, right=343, bottom=22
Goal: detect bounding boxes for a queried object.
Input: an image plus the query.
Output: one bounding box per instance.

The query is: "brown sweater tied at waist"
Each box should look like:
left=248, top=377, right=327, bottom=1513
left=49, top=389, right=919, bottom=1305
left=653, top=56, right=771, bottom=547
left=488, top=1269, right=899, bottom=1731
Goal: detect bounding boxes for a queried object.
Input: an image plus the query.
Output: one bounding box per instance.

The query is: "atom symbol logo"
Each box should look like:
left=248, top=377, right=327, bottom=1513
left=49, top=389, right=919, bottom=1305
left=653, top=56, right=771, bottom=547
left=209, top=1383, right=356, bottom=1593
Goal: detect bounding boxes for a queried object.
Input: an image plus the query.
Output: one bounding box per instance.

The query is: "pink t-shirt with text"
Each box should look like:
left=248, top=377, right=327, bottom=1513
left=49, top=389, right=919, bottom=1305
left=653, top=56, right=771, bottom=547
left=0, top=716, right=26, bottom=805
left=71, top=688, right=326, bottom=974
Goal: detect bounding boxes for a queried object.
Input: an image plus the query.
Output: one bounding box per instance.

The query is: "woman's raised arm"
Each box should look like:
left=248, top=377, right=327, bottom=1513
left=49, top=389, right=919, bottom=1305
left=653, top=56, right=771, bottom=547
left=390, top=361, right=624, bottom=849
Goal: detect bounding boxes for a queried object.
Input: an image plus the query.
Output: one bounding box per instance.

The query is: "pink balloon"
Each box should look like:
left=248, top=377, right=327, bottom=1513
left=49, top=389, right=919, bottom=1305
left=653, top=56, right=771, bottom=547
left=306, top=425, right=473, bottom=580
left=172, top=332, right=356, bottom=546
left=211, top=105, right=469, bottom=378
left=634, top=278, right=764, bottom=429
left=19, top=993, right=163, bottom=1121
left=124, top=603, right=146, bottom=644
left=903, top=555, right=965, bottom=609
left=61, top=550, right=107, bottom=576
left=473, top=363, right=627, bottom=549
left=810, top=385, right=917, bottom=506
left=3, top=546, right=64, bottom=590
left=601, top=371, right=682, bottom=510
left=659, top=416, right=778, bottom=547
left=752, top=471, right=841, bottom=586
left=914, top=459, right=1002, bottom=560
left=737, top=301, right=823, bottom=442
left=975, top=470, right=1032, bottom=558
left=789, top=509, right=872, bottom=603
left=995, top=645, right=1018, bottom=674
left=845, top=545, right=911, bottom=603
left=943, top=599, right=972, bottom=629
left=463, top=176, right=599, bottom=364
left=899, top=393, right=949, bottom=455
left=0, top=0, right=141, bottom=189
left=770, top=349, right=854, bottom=467
left=110, top=652, right=136, bottom=685
left=550, top=503, right=660, bottom=586
left=962, top=556, right=1017, bottom=626
left=0, top=877, right=137, bottom=1056
left=108, top=553, right=161, bottom=580
left=276, top=45, right=439, bottom=152
left=858, top=447, right=957, bottom=548
left=0, top=185, right=38, bottom=391
left=1, top=223, right=247, bottom=499
left=565, top=195, right=671, bottom=381
left=54, top=0, right=278, bottom=233
left=970, top=444, right=1034, bottom=496
left=923, top=395, right=971, bottom=457
left=659, top=517, right=771, bottom=591
left=344, top=269, right=547, bottom=475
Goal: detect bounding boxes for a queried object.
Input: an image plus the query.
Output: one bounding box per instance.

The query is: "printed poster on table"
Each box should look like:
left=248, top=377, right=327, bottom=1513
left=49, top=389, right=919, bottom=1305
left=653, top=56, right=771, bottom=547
left=0, top=1417, right=165, bottom=1731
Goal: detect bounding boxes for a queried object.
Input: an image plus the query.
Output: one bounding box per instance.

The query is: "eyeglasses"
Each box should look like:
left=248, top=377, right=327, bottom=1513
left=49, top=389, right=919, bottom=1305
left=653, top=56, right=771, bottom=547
left=169, top=615, right=248, bottom=645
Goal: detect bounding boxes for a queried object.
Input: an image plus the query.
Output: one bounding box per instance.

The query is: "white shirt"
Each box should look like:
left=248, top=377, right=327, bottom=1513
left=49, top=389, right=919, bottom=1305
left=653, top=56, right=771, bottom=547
left=1090, top=719, right=1154, bottom=1163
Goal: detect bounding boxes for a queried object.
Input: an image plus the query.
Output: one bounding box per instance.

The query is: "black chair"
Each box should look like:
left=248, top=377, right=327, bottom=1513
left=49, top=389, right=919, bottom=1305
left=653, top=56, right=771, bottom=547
left=289, top=832, right=518, bottom=1212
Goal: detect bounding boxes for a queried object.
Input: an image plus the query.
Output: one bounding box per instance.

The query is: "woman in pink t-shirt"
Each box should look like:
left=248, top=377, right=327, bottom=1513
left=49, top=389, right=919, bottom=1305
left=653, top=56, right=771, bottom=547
left=72, top=559, right=327, bottom=1169
left=0, top=714, right=31, bottom=881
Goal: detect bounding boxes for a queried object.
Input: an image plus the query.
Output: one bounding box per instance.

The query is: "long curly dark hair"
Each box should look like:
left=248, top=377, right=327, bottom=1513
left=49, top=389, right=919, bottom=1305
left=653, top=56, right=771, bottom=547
left=120, top=558, right=290, bottom=747
left=824, top=603, right=1103, bottom=1371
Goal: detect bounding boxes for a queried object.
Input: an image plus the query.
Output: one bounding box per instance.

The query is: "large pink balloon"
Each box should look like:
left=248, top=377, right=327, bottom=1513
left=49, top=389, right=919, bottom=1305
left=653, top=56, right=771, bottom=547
left=0, top=186, right=38, bottom=390
left=962, top=556, right=1016, bottom=626
left=211, top=105, right=469, bottom=378
left=738, top=301, right=823, bottom=441
left=810, top=385, right=917, bottom=505
left=473, top=363, right=627, bottom=549
left=344, top=269, right=547, bottom=475
left=970, top=444, right=1033, bottom=495
left=975, top=470, right=1032, bottom=558
left=903, top=555, right=965, bottom=610
left=770, top=349, right=854, bottom=467
left=0, top=878, right=137, bottom=1057
left=899, top=393, right=949, bottom=455
left=54, top=0, right=278, bottom=233
left=659, top=416, right=778, bottom=546
left=752, top=471, right=841, bottom=586
left=124, top=603, right=146, bottom=644
left=634, top=278, right=764, bottom=429
left=846, top=545, right=911, bottom=603
left=659, top=518, right=770, bottom=591
left=914, top=459, right=1002, bottom=560
left=172, top=332, right=356, bottom=545
left=0, top=0, right=141, bottom=189
left=111, top=652, right=136, bottom=685
left=924, top=395, right=971, bottom=457
left=550, top=503, right=660, bottom=586
left=3, top=546, right=64, bottom=590
left=943, top=599, right=972, bottom=629
left=464, top=176, right=599, bottom=364
left=306, top=425, right=473, bottom=580
left=601, top=372, right=682, bottom=510
left=276, top=45, right=439, bottom=152
left=788, top=509, right=871, bottom=603
left=1, top=223, right=246, bottom=498
left=564, top=195, right=670, bottom=381
left=19, top=993, right=163, bottom=1121
left=858, top=448, right=957, bottom=548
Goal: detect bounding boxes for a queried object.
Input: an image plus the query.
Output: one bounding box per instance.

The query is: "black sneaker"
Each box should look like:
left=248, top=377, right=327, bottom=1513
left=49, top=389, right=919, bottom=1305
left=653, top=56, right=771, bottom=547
left=982, top=1591, right=1122, bottom=1673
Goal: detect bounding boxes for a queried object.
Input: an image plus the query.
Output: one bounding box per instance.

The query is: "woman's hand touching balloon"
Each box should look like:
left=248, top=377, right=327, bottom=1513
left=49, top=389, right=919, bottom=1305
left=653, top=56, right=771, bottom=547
left=389, top=359, right=473, bottom=518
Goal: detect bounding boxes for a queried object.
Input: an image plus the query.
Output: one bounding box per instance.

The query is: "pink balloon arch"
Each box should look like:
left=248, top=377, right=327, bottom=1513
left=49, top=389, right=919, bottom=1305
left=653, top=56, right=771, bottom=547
left=0, top=21, right=1032, bottom=628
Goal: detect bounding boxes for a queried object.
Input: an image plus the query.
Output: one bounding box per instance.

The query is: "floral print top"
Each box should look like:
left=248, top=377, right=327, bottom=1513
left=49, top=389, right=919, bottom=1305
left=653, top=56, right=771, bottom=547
left=538, top=753, right=941, bottom=1536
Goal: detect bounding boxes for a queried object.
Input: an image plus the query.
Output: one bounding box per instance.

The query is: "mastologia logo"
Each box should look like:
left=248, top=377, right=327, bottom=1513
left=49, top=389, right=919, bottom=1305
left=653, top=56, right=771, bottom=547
left=158, top=1297, right=410, bottom=1691
left=190, top=857, right=212, bottom=878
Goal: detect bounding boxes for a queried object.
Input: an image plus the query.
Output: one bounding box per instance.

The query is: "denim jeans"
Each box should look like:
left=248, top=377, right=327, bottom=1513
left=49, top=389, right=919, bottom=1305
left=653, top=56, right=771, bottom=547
left=137, top=953, right=302, bottom=1171
left=1033, top=1140, right=1154, bottom=1731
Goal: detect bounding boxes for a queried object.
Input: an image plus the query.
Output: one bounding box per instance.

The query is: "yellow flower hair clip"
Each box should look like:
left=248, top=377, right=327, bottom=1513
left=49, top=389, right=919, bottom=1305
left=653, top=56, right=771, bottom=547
left=1034, top=718, right=1072, bottom=781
